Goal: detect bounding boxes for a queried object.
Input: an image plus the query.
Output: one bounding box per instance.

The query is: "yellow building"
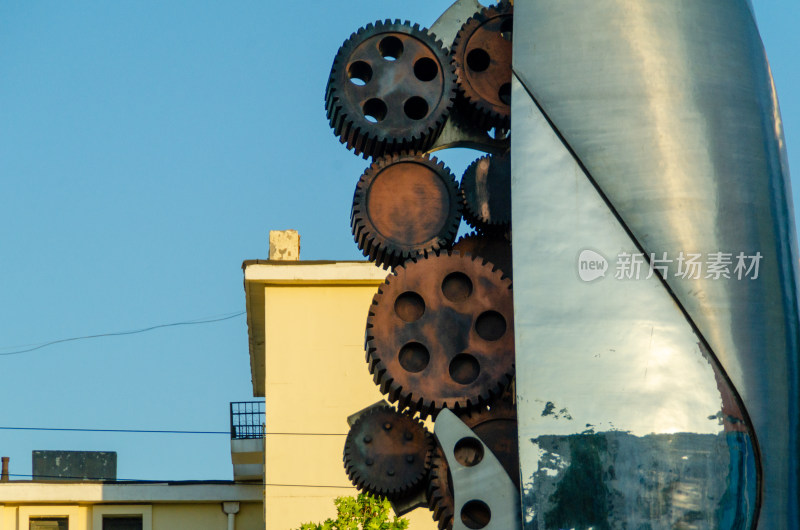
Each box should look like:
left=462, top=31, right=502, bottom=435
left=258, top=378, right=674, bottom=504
left=0, top=481, right=262, bottom=530
left=242, top=232, right=437, bottom=529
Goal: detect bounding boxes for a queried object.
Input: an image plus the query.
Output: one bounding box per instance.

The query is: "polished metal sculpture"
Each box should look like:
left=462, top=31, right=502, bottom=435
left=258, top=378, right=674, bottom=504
left=511, top=0, right=799, bottom=528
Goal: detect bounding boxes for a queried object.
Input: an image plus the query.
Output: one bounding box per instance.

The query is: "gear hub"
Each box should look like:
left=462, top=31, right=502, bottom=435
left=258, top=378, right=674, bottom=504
left=326, top=20, right=456, bottom=159
left=343, top=406, right=433, bottom=500
left=351, top=152, right=462, bottom=269
left=366, top=252, right=515, bottom=419
left=451, top=2, right=513, bottom=129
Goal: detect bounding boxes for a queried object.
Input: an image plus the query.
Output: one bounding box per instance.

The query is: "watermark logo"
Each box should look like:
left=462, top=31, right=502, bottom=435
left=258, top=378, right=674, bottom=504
left=577, top=249, right=763, bottom=282
left=577, top=249, right=608, bottom=282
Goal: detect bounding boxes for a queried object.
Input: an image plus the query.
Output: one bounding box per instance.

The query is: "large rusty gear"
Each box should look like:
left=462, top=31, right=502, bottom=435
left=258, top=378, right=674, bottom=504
left=451, top=2, right=513, bottom=129
left=326, top=20, right=456, bottom=159
left=427, top=398, right=519, bottom=530
left=460, top=152, right=511, bottom=233
left=351, top=152, right=462, bottom=269
left=343, top=406, right=434, bottom=500
left=366, top=252, right=515, bottom=419
left=453, top=232, right=512, bottom=280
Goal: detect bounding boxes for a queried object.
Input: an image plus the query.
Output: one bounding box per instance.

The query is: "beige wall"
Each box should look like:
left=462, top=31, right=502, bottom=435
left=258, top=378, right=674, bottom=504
left=0, top=502, right=262, bottom=530
left=251, top=264, right=437, bottom=530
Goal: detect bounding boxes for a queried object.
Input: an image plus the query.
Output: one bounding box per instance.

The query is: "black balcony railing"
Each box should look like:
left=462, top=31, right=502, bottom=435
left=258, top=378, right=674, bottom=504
left=230, top=401, right=265, bottom=439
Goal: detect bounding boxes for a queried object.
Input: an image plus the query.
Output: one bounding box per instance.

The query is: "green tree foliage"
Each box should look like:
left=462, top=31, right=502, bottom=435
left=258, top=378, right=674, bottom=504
left=296, top=493, right=410, bottom=530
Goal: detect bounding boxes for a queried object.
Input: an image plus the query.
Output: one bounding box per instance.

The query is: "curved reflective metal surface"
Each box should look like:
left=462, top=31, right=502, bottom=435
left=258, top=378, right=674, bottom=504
left=511, top=77, right=757, bottom=528
left=511, top=1, right=799, bottom=527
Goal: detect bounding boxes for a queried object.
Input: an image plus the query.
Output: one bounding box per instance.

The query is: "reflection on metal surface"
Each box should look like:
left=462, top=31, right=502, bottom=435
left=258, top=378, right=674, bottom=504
left=512, top=0, right=799, bottom=527
left=434, top=409, right=521, bottom=530
left=510, top=76, right=757, bottom=528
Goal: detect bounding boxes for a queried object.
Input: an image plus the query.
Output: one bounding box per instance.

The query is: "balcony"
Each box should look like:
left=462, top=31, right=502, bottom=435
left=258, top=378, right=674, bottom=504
left=229, top=401, right=264, bottom=482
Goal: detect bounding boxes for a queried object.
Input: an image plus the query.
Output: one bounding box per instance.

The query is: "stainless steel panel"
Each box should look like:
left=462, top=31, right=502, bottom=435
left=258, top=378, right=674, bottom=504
left=511, top=75, right=757, bottom=528
left=512, top=0, right=799, bottom=526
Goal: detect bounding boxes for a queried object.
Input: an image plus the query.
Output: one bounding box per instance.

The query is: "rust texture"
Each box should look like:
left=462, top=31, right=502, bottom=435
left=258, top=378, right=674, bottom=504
left=427, top=397, right=519, bottom=530
left=351, top=152, right=462, bottom=269
left=460, top=151, right=512, bottom=233
left=344, top=406, right=433, bottom=500
left=451, top=2, right=513, bottom=129
left=326, top=20, right=456, bottom=159
left=366, top=252, right=515, bottom=419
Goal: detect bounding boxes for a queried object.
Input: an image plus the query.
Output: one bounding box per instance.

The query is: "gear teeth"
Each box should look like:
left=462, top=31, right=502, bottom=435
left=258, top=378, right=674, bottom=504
left=343, top=407, right=433, bottom=500
left=460, top=152, right=512, bottom=234
left=451, top=1, right=513, bottom=129
left=350, top=152, right=462, bottom=269
left=325, top=20, right=456, bottom=158
left=365, top=252, right=515, bottom=420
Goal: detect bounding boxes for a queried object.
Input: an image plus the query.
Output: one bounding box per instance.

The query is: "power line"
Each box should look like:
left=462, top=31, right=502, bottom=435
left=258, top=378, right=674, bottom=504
left=0, top=426, right=347, bottom=436
left=6, top=473, right=356, bottom=488
left=0, top=311, right=245, bottom=357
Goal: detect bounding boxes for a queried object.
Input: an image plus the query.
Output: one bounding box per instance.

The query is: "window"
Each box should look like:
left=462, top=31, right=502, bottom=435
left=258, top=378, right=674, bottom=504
left=92, top=505, right=152, bottom=530
left=29, top=518, right=68, bottom=530
left=103, top=516, right=143, bottom=530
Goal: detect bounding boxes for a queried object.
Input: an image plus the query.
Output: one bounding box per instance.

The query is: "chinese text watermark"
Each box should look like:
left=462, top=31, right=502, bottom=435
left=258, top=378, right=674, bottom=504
left=578, top=250, right=762, bottom=282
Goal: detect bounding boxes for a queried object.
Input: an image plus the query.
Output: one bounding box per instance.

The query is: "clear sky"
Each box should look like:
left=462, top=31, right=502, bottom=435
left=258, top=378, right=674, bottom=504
left=0, top=2, right=798, bottom=482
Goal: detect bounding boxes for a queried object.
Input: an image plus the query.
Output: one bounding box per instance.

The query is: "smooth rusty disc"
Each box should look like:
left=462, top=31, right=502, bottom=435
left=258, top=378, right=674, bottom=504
left=460, top=152, right=511, bottom=233
left=451, top=2, right=513, bottom=129
left=344, top=406, right=433, bottom=500
left=366, top=252, right=514, bottom=419
left=351, top=152, right=461, bottom=269
left=326, top=20, right=456, bottom=159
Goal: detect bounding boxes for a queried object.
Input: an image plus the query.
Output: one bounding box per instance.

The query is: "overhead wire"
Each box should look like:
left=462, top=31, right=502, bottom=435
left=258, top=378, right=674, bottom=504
left=0, top=311, right=245, bottom=357
left=5, top=473, right=355, bottom=488
left=0, top=426, right=346, bottom=436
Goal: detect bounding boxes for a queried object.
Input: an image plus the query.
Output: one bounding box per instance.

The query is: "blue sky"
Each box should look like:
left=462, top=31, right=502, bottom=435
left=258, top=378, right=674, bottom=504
left=0, top=2, right=797, bottom=482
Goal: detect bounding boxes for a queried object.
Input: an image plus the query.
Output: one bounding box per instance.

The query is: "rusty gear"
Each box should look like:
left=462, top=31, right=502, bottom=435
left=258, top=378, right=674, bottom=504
left=451, top=2, right=513, bottom=129
left=427, top=398, right=519, bottom=530
left=460, top=152, right=511, bottom=233
left=453, top=232, right=512, bottom=280
left=343, top=406, right=434, bottom=500
left=326, top=20, right=456, bottom=159
left=351, top=152, right=462, bottom=269
left=366, top=252, right=515, bottom=419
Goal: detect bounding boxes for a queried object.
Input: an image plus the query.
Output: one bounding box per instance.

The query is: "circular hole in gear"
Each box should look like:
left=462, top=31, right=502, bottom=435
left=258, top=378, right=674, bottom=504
left=413, top=57, right=438, bottom=81
left=394, top=291, right=425, bottom=322
left=363, top=98, right=387, bottom=123
left=498, top=83, right=511, bottom=105
left=348, top=61, right=372, bottom=86
left=475, top=311, right=507, bottom=341
left=442, top=272, right=473, bottom=302
left=461, top=500, right=492, bottom=529
left=466, top=48, right=491, bottom=72
left=449, top=353, right=480, bottom=385
left=404, top=96, right=429, bottom=120
left=399, top=342, right=430, bottom=373
left=454, top=437, right=484, bottom=467
left=379, top=36, right=403, bottom=61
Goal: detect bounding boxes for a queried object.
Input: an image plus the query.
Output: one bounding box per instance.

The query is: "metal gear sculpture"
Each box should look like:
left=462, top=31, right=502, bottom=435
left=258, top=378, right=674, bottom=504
left=344, top=406, right=434, bottom=501
left=452, top=232, right=512, bottom=280
left=427, top=398, right=519, bottom=530
left=460, top=151, right=511, bottom=233
left=350, top=152, right=462, bottom=269
left=366, top=252, right=515, bottom=419
left=325, top=20, right=456, bottom=159
left=451, top=2, right=513, bottom=130
left=326, top=4, right=518, bottom=526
